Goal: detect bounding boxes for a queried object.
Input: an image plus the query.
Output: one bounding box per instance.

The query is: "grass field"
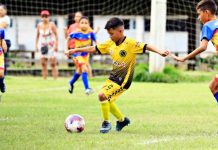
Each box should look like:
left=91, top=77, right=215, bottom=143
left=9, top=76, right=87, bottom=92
left=1, top=76, right=218, bottom=150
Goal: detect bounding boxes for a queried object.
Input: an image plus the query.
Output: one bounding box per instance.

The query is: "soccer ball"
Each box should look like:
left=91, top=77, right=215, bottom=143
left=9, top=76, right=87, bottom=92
left=64, top=114, right=85, bottom=133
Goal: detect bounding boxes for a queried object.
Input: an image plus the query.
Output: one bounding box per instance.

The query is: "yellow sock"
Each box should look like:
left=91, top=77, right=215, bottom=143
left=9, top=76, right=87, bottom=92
left=100, top=101, right=110, bottom=121
left=110, top=102, right=124, bottom=122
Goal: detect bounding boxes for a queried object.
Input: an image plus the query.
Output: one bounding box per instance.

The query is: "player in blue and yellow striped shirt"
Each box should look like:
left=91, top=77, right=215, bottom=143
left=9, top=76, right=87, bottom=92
left=66, top=16, right=97, bottom=95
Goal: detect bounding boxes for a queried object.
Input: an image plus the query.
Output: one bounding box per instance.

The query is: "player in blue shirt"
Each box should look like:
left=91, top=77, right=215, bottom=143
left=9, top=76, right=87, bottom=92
left=172, top=0, right=218, bottom=104
left=0, top=29, right=7, bottom=93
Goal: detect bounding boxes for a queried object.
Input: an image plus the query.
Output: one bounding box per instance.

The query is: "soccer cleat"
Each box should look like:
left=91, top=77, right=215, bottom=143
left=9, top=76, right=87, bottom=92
left=68, top=84, right=74, bottom=94
left=85, top=88, right=94, bottom=95
left=100, top=121, right=112, bottom=133
left=116, top=117, right=130, bottom=131
left=0, top=83, right=6, bottom=93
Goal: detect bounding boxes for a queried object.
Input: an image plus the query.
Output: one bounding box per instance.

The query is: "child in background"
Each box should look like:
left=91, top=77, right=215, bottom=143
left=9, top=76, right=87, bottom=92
left=66, top=16, right=97, bottom=95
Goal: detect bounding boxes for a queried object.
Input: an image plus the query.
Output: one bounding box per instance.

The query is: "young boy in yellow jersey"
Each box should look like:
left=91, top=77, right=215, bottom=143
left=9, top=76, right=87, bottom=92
left=65, top=17, right=169, bottom=133
left=172, top=0, right=218, bottom=104
left=0, top=29, right=7, bottom=93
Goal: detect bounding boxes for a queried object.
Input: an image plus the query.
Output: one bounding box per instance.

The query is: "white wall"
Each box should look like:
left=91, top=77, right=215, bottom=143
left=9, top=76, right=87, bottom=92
left=7, top=15, right=193, bottom=56
left=93, top=15, right=188, bottom=53
left=8, top=15, right=66, bottom=52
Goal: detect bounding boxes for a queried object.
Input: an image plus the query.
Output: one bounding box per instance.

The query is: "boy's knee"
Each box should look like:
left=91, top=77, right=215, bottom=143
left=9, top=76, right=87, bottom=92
left=209, top=82, right=213, bottom=91
left=0, top=74, right=4, bottom=78
left=81, top=65, right=88, bottom=72
left=98, top=93, right=107, bottom=102
left=209, top=78, right=218, bottom=93
left=50, top=63, right=56, bottom=68
left=41, top=62, right=47, bottom=67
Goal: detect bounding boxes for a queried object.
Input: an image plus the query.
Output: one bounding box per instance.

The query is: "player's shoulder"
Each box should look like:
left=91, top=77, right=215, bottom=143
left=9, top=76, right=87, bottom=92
left=69, top=31, right=80, bottom=37
left=87, top=27, right=94, bottom=33
left=125, top=37, right=136, bottom=42
left=3, top=15, right=10, bottom=22
left=37, top=22, right=43, bottom=29
left=124, top=37, right=138, bottom=45
left=103, top=39, right=114, bottom=45
left=49, top=22, right=56, bottom=27
left=204, top=19, right=218, bottom=28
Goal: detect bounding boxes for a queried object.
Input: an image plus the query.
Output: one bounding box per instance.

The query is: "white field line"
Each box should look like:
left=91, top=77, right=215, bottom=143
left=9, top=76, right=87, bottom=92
left=11, top=86, right=67, bottom=93
left=139, top=135, right=217, bottom=145
left=10, top=85, right=102, bottom=94
left=0, top=117, right=9, bottom=121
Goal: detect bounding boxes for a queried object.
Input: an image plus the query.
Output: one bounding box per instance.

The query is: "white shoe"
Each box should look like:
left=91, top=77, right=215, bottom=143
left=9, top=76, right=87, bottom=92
left=85, top=88, right=94, bottom=95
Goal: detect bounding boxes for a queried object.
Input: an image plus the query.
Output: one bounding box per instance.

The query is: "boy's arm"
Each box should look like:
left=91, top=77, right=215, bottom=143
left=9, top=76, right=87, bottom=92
left=172, top=39, right=208, bottom=62
left=65, top=46, right=96, bottom=57
left=66, top=37, right=70, bottom=51
left=146, top=44, right=169, bottom=57
left=94, top=26, right=100, bottom=34
left=64, top=27, right=68, bottom=39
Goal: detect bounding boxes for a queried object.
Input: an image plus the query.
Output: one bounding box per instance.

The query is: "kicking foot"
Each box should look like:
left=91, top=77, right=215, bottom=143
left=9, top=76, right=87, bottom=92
left=116, top=117, right=130, bottom=131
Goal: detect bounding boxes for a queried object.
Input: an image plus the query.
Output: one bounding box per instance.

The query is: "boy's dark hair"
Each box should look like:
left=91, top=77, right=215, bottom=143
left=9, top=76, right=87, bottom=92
left=196, top=0, right=217, bottom=14
left=104, top=17, right=124, bottom=30
left=79, top=16, right=89, bottom=22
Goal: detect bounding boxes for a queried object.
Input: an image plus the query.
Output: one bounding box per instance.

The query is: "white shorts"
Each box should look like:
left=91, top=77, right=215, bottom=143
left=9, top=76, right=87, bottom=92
left=41, top=49, right=57, bottom=59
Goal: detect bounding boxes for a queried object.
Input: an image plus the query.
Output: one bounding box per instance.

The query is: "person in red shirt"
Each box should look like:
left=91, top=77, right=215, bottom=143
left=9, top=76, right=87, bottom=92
left=65, top=11, right=83, bottom=49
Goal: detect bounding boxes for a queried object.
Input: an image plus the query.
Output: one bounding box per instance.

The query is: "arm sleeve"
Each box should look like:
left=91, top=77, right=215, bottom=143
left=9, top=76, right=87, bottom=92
left=201, top=25, right=213, bottom=41
left=91, top=32, right=97, bottom=41
left=4, top=16, right=10, bottom=26
left=131, top=40, right=147, bottom=54
left=95, top=40, right=111, bottom=54
left=69, top=33, right=76, bottom=39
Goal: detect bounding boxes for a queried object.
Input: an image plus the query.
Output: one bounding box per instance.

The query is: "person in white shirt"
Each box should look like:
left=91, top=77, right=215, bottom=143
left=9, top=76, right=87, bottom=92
left=0, top=4, right=11, bottom=75
left=35, top=10, right=59, bottom=80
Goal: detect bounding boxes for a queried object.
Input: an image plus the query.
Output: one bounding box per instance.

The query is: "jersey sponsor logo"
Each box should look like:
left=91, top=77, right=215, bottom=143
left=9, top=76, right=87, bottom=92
left=113, top=61, right=126, bottom=67
left=119, top=50, right=127, bottom=57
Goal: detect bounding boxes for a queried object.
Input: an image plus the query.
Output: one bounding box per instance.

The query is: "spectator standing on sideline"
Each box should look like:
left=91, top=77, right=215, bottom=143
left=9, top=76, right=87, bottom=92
left=35, top=10, right=59, bottom=80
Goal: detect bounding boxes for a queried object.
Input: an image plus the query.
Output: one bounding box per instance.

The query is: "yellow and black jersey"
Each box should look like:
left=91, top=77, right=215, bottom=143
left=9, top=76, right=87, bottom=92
left=96, top=37, right=147, bottom=89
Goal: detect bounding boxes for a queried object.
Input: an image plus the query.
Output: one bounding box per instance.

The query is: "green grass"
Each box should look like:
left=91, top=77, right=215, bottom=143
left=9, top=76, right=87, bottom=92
left=0, top=76, right=218, bottom=150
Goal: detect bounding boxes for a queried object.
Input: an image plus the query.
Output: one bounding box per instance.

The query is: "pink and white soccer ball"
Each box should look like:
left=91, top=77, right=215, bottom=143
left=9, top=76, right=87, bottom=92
left=64, top=114, right=85, bottom=133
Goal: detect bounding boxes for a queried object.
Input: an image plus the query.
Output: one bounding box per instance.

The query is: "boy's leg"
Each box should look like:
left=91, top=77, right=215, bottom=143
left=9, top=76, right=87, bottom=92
left=0, top=69, right=5, bottom=93
left=98, top=93, right=111, bottom=133
left=110, top=102, right=124, bottom=122
left=0, top=58, right=5, bottom=93
left=209, top=75, right=218, bottom=104
left=69, top=61, right=81, bottom=94
left=68, top=72, right=80, bottom=94
left=108, top=88, right=130, bottom=131
left=99, top=80, right=130, bottom=133
left=81, top=62, right=93, bottom=95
